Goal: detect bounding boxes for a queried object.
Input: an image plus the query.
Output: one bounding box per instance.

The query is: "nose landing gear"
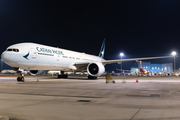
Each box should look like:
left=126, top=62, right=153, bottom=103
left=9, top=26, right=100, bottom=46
left=17, top=76, right=24, bottom=82
left=17, top=71, right=25, bottom=82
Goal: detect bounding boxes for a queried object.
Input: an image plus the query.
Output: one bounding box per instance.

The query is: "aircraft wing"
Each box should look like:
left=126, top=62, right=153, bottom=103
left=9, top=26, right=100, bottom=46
left=73, top=62, right=90, bottom=71
left=102, top=56, right=174, bottom=65
left=116, top=68, right=132, bottom=71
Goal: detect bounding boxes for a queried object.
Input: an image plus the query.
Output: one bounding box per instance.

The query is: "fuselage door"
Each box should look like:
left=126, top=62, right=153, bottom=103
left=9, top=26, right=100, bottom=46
left=30, top=48, right=37, bottom=59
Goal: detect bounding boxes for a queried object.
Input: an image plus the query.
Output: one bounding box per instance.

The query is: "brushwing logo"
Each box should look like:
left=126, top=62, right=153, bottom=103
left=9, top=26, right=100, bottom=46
left=99, top=38, right=106, bottom=58
left=23, top=52, right=29, bottom=60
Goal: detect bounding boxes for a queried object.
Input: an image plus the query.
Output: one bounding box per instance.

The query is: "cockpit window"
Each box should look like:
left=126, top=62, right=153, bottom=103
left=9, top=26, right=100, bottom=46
left=7, top=48, right=19, bottom=52
left=7, top=49, right=12, bottom=51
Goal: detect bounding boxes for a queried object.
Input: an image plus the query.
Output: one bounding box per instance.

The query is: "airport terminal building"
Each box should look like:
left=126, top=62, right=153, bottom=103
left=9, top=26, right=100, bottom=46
left=131, top=61, right=173, bottom=73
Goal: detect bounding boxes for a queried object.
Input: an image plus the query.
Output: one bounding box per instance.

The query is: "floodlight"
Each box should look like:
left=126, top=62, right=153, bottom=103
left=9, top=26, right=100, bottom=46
left=172, top=51, right=177, bottom=56
left=120, top=53, right=124, bottom=57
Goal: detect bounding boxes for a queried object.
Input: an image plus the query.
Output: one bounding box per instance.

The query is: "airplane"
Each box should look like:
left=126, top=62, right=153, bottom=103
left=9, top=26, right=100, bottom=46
left=47, top=71, right=61, bottom=76
left=139, top=60, right=147, bottom=73
left=116, top=61, right=158, bottom=76
left=138, top=60, right=152, bottom=76
left=1, top=69, right=17, bottom=74
left=138, top=60, right=172, bottom=76
left=1, top=38, right=174, bottom=82
left=1, top=69, right=28, bottom=75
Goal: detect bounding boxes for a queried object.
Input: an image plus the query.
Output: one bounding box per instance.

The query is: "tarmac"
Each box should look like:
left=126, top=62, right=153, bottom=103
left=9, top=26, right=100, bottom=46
left=0, top=75, right=180, bottom=120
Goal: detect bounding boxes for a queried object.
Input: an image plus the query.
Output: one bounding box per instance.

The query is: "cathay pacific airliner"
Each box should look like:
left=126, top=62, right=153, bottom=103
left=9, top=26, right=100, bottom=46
left=1, top=38, right=173, bottom=82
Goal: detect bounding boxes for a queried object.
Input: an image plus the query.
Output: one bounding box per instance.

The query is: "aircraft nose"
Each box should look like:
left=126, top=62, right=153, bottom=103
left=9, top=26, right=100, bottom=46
left=1, top=52, right=9, bottom=62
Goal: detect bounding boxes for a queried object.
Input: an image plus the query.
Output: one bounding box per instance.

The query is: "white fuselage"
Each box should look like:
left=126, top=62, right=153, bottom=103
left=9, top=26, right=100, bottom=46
left=2, top=42, right=172, bottom=78
left=1, top=43, right=105, bottom=71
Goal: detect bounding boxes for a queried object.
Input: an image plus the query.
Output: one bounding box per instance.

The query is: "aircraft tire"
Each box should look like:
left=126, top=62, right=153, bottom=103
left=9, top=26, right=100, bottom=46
left=88, top=75, right=97, bottom=79
left=17, top=77, right=20, bottom=82
left=17, top=77, right=24, bottom=82
left=63, top=75, right=68, bottom=78
left=21, top=77, right=24, bottom=82
left=58, top=75, right=68, bottom=79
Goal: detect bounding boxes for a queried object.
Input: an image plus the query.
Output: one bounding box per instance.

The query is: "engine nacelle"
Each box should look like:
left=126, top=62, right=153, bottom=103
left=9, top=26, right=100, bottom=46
left=29, top=70, right=48, bottom=76
left=87, top=62, right=105, bottom=76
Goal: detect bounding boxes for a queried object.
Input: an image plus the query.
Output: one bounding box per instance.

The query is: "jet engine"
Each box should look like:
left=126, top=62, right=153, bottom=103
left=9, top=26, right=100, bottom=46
left=29, top=70, right=48, bottom=76
left=87, top=62, right=105, bottom=76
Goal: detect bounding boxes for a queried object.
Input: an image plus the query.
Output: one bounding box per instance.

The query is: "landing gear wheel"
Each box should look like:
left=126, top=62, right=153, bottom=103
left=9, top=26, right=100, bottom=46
left=17, top=77, right=24, bottom=82
left=57, top=71, right=68, bottom=79
left=21, top=77, right=24, bottom=82
left=58, top=74, right=68, bottom=78
left=88, top=75, right=97, bottom=79
left=17, top=77, right=20, bottom=82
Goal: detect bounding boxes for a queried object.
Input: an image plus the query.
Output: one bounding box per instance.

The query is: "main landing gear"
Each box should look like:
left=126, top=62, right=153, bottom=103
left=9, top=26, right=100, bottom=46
left=17, top=71, right=24, bottom=82
left=88, top=75, right=97, bottom=79
left=58, top=71, right=68, bottom=78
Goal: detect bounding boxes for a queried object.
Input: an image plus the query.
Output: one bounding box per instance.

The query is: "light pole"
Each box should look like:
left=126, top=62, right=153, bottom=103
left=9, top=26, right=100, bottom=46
left=119, top=53, right=124, bottom=74
left=171, top=51, right=176, bottom=72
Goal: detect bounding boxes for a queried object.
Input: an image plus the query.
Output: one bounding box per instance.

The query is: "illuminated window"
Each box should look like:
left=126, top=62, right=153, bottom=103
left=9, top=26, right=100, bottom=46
left=38, top=53, right=54, bottom=56
left=155, top=67, right=157, bottom=69
left=70, top=57, right=75, bottom=59
left=63, top=56, right=68, bottom=58
left=152, top=67, right=154, bottom=70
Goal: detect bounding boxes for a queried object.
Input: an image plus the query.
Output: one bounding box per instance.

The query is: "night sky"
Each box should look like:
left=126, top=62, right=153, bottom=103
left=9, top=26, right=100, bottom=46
left=0, top=0, right=180, bottom=72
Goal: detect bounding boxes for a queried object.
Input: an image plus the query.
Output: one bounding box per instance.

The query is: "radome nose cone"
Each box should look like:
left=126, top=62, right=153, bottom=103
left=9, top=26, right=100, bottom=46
left=1, top=52, right=9, bottom=62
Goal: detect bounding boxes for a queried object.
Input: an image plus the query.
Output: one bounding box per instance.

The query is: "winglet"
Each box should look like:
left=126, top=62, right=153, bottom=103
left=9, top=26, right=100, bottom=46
left=99, top=38, right=106, bottom=58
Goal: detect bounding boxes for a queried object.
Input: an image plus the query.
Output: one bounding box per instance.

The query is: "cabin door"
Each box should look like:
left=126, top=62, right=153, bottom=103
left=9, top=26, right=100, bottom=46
left=30, top=48, right=37, bottom=59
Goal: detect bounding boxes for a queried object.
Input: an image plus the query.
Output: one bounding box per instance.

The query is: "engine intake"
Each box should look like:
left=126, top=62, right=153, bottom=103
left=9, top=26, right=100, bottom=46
left=87, top=62, right=105, bottom=76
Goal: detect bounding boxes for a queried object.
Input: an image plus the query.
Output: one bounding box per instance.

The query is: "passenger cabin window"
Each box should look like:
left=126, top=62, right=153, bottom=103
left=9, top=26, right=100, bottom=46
left=38, top=53, right=54, bottom=56
left=63, top=56, right=68, bottom=58
left=69, top=57, right=75, bottom=59
left=7, top=49, right=19, bottom=52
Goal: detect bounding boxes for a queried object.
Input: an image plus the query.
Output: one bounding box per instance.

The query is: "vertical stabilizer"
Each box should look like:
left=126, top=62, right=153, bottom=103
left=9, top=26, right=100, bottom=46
left=139, top=60, right=147, bottom=73
left=99, top=38, right=106, bottom=58
left=140, top=60, right=142, bottom=68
